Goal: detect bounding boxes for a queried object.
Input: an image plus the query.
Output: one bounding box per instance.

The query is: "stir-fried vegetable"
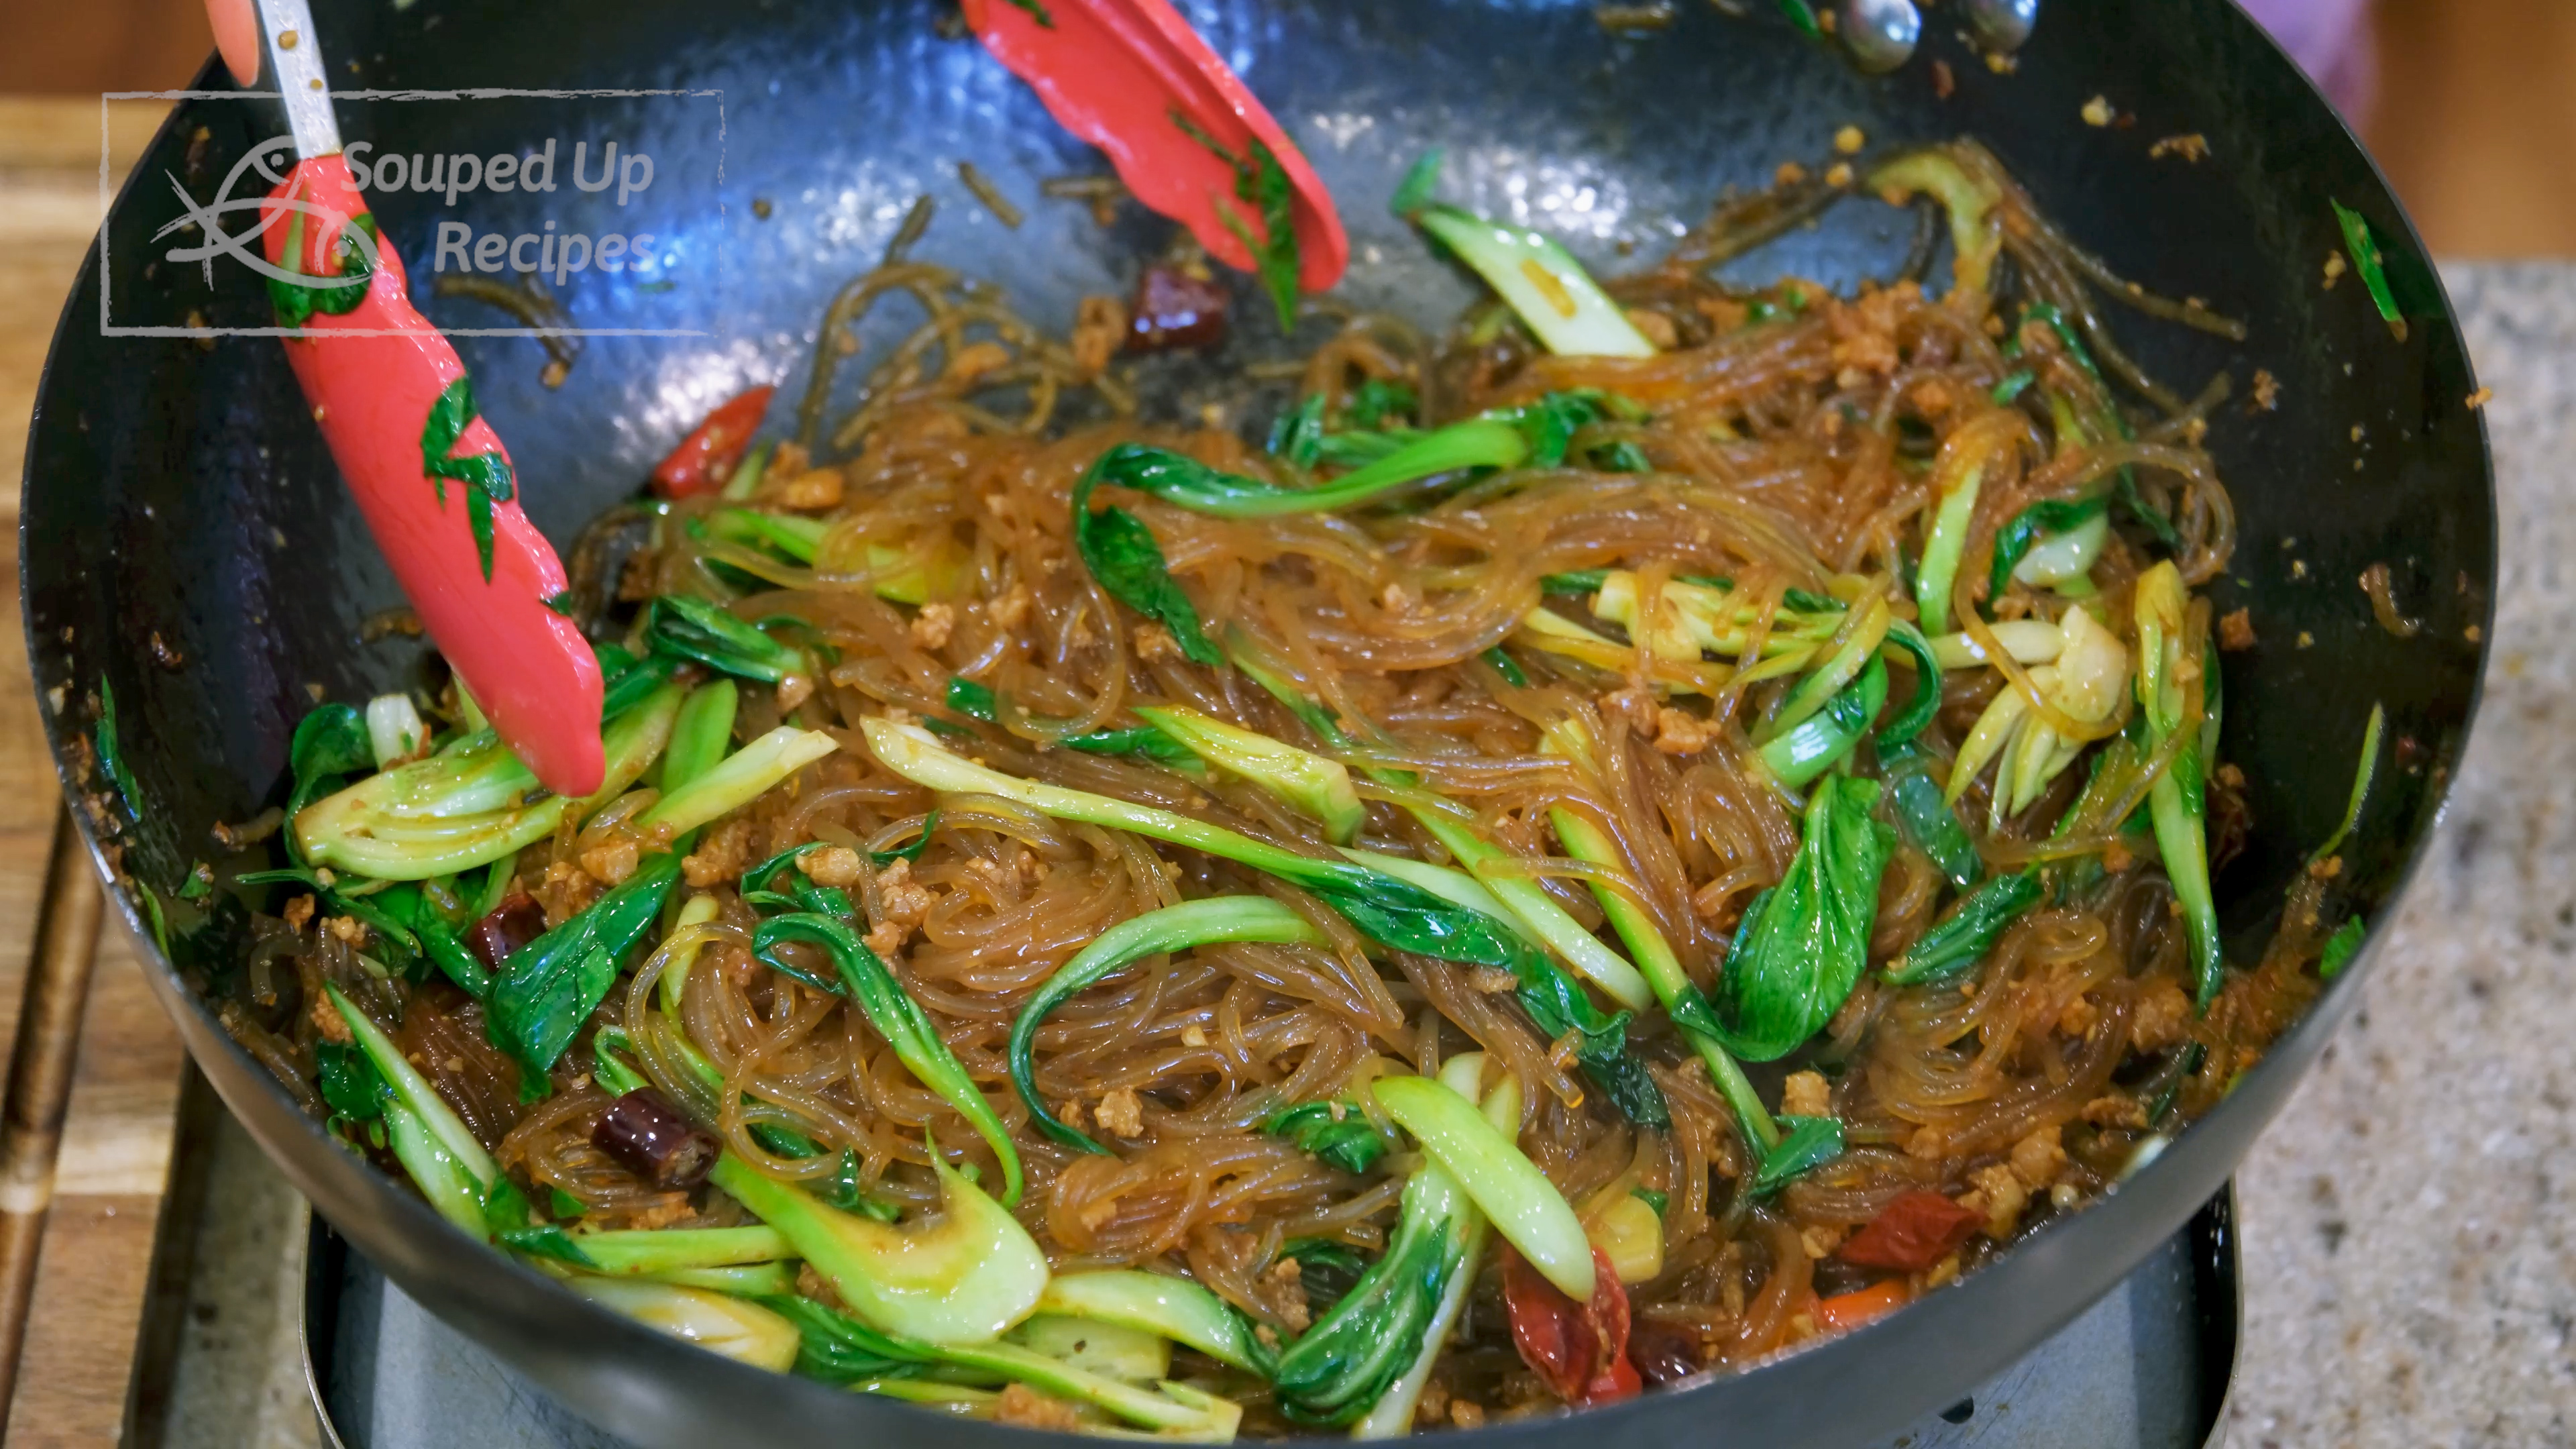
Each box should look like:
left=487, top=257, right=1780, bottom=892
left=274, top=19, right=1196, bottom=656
left=696, top=511, right=957, bottom=603
left=328, top=983, right=500, bottom=1234
left=1761, top=659, right=1887, bottom=789
left=1878, top=739, right=1984, bottom=890
left=1374, top=1071, right=1593, bottom=1301
left=1709, top=775, right=1894, bottom=1061
left=295, top=680, right=685, bottom=879
left=566, top=1275, right=802, bottom=1372
left=1947, top=604, right=2128, bottom=825
left=1071, top=455, right=1226, bottom=667
left=1540, top=720, right=1781, bottom=1153
left=1033, top=1269, right=1274, bottom=1377
left=709, top=1146, right=1046, bottom=1346
left=572, top=1226, right=790, bottom=1276
left=1278, top=1055, right=1518, bottom=1431
left=767, top=1290, right=1244, bottom=1437
left=1224, top=666, right=1658, bottom=1012
left=945, top=677, right=1203, bottom=769
left=865, top=718, right=1668, bottom=1128
left=1335, top=843, right=1664, bottom=1126
left=1010, top=1314, right=1172, bottom=1385
left=1869, top=148, right=2003, bottom=301
left=1589, top=571, right=1845, bottom=665
left=1409, top=204, right=1656, bottom=360
left=1990, top=496, right=2109, bottom=598
left=1011, top=897, right=1324, bottom=1152
left=1911, top=412, right=2019, bottom=634
left=1885, top=871, right=2042, bottom=987
left=1262, top=1100, right=1388, bottom=1175
left=753, top=912, right=1023, bottom=1205
left=2134, top=562, right=2224, bottom=1004
left=1750, top=1115, right=1845, bottom=1197
left=1133, top=705, right=1366, bottom=842
left=364, top=692, right=427, bottom=769
left=490, top=853, right=684, bottom=1073
left=1173, top=113, right=1300, bottom=335
left=644, top=594, right=810, bottom=686
left=637, top=727, right=839, bottom=838
left=2330, top=199, right=2408, bottom=340
left=661, top=680, right=739, bottom=798
left=1085, top=418, right=1528, bottom=519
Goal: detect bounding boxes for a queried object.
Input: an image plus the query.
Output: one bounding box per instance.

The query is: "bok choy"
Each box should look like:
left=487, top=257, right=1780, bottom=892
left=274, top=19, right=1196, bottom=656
left=566, top=1276, right=801, bottom=1373
left=764, top=1291, right=1244, bottom=1437
left=2135, top=561, right=2224, bottom=1005
left=708, top=1145, right=1047, bottom=1346
left=1010, top=897, right=1324, bottom=1153
left=1373, top=1069, right=1592, bottom=1301
left=1275, top=1054, right=1518, bottom=1430
left=1033, top=1269, right=1274, bottom=1377
left=863, top=718, right=1666, bottom=1127
left=1394, top=153, right=1653, bottom=360
left=753, top=912, right=1022, bottom=1206
left=296, top=680, right=686, bottom=879
left=1709, top=775, right=1894, bottom=1061
left=1540, top=720, right=1781, bottom=1154
left=1132, top=705, right=1366, bottom=843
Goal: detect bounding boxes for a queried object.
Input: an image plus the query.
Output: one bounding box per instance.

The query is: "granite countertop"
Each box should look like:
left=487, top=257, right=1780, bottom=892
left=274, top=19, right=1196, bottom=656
left=2231, top=262, right=2576, bottom=1447
left=129, top=263, right=2576, bottom=1449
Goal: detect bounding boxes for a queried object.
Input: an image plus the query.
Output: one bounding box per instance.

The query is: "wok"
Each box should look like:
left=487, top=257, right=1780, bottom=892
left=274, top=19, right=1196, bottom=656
left=20, top=1, right=2491, bottom=1444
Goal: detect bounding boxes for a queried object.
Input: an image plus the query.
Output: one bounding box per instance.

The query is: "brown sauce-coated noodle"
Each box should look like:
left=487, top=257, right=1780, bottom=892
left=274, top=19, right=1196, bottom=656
left=219, top=144, right=2359, bottom=1429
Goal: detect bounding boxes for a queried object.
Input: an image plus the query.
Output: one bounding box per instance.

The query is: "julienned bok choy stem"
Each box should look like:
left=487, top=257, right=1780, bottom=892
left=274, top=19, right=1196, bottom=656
left=2135, top=561, right=2224, bottom=1006
left=1393, top=151, right=1654, bottom=360
left=1224, top=657, right=1654, bottom=1011
left=1374, top=1069, right=1593, bottom=1301
left=327, top=984, right=497, bottom=1236
left=763, top=1289, right=1243, bottom=1438
left=861, top=717, right=1668, bottom=1129
left=1540, top=721, right=1779, bottom=1151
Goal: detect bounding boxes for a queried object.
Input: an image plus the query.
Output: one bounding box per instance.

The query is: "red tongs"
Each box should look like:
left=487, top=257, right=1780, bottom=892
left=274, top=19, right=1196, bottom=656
left=963, top=0, right=1348, bottom=299
left=220, top=0, right=604, bottom=796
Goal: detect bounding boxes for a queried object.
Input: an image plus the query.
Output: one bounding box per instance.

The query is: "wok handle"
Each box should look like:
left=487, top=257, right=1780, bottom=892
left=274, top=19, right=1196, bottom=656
left=0, top=808, right=107, bottom=1416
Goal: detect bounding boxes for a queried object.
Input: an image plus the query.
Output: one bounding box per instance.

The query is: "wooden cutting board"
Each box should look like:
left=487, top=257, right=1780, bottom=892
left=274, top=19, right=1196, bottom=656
left=0, top=95, right=197, bottom=1448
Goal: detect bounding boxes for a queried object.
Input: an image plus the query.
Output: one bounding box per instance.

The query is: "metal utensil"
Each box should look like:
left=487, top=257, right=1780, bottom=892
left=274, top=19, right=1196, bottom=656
left=1963, top=0, right=2043, bottom=53
left=1839, top=0, right=1924, bottom=72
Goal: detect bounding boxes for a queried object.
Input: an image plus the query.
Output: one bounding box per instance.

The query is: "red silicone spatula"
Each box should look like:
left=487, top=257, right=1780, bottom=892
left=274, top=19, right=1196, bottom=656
left=221, top=0, right=606, bottom=797
left=962, top=0, right=1349, bottom=300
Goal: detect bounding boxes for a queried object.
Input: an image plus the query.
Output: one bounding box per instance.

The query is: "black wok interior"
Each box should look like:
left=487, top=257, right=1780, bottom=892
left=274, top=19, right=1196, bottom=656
left=19, top=1, right=2491, bottom=1444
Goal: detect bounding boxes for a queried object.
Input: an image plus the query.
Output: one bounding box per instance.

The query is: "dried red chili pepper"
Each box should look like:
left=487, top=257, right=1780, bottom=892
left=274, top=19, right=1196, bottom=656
left=1503, top=1245, right=1638, bottom=1407
left=1839, top=1189, right=1984, bottom=1273
left=467, top=892, right=548, bottom=971
left=592, top=1088, right=720, bottom=1189
left=651, top=385, right=774, bottom=498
